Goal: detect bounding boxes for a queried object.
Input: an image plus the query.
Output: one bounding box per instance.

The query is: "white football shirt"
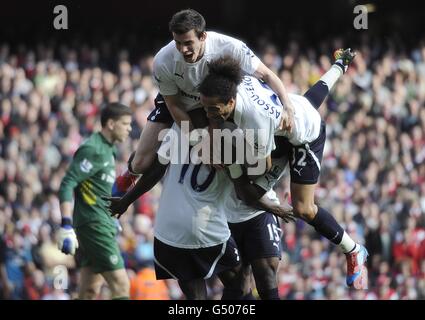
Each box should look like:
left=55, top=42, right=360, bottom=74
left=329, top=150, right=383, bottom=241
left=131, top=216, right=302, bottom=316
left=153, top=31, right=261, bottom=112
left=155, top=124, right=230, bottom=249
left=233, top=75, right=283, bottom=160
left=276, top=94, right=322, bottom=146
left=235, top=76, right=322, bottom=150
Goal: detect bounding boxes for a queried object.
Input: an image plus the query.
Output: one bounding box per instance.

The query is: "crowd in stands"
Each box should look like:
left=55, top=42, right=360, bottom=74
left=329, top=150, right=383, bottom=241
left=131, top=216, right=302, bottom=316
left=0, top=34, right=424, bottom=299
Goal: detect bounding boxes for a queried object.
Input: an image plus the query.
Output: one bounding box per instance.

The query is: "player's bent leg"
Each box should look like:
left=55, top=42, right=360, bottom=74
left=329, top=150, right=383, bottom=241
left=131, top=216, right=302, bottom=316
left=291, top=182, right=369, bottom=289
left=251, top=257, right=280, bottom=300
left=178, top=278, right=207, bottom=300
left=112, top=121, right=171, bottom=197
left=290, top=182, right=318, bottom=222
left=102, top=268, right=130, bottom=299
left=219, top=263, right=252, bottom=300
left=78, top=267, right=104, bottom=300
left=291, top=182, right=345, bottom=244
left=302, top=48, right=356, bottom=110
left=131, top=121, right=171, bottom=174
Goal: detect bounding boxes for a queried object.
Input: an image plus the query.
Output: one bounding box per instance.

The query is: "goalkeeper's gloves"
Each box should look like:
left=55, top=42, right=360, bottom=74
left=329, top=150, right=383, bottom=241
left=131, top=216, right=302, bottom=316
left=57, top=217, right=79, bottom=255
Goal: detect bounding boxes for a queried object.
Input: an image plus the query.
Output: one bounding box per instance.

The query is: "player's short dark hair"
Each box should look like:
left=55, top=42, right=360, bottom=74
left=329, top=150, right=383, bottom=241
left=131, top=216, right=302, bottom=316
left=100, top=102, right=132, bottom=127
left=199, top=56, right=243, bottom=103
left=169, top=9, right=206, bottom=38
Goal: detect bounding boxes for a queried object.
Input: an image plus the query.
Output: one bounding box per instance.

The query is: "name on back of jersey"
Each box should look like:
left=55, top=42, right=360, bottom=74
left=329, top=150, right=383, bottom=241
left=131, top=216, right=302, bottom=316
left=241, top=76, right=281, bottom=120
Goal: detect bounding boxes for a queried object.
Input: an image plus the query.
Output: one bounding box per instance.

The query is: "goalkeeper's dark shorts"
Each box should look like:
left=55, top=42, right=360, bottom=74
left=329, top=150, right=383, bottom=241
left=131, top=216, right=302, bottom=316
left=147, top=93, right=174, bottom=124
left=153, top=236, right=241, bottom=281
left=75, top=222, right=124, bottom=274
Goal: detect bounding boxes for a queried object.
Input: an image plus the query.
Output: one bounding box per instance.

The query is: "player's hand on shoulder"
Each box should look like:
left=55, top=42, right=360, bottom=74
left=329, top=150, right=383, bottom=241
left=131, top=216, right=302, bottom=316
left=57, top=217, right=79, bottom=255
left=279, top=105, right=295, bottom=133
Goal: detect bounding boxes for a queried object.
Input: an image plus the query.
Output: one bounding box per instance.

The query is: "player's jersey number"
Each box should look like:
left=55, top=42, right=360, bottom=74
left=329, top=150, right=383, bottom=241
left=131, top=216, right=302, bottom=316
left=178, top=164, right=216, bottom=192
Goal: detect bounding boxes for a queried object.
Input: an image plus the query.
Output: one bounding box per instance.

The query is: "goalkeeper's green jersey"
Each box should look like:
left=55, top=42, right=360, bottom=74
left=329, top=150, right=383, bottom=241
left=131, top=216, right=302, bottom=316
left=58, top=132, right=117, bottom=228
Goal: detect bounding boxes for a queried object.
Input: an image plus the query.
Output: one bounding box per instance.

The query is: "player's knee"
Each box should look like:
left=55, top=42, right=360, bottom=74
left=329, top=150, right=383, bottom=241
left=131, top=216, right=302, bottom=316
left=251, top=259, right=278, bottom=291
left=80, top=286, right=100, bottom=300
left=293, top=201, right=316, bottom=222
left=109, top=273, right=130, bottom=298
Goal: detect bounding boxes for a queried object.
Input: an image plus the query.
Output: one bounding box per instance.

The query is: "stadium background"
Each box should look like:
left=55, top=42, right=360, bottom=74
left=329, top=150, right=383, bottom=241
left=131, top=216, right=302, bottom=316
left=0, top=0, right=424, bottom=299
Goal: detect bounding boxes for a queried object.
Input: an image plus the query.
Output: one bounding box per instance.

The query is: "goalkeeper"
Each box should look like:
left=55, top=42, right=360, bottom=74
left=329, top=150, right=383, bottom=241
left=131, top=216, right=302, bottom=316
left=57, top=103, right=132, bottom=300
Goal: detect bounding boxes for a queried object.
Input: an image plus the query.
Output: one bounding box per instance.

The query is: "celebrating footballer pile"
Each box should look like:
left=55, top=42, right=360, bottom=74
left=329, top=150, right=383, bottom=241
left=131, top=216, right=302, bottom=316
left=57, top=9, right=369, bottom=300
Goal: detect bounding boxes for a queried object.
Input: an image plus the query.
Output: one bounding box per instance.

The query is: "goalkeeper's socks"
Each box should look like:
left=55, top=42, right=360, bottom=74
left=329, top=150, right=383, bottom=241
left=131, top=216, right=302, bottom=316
left=111, top=169, right=139, bottom=197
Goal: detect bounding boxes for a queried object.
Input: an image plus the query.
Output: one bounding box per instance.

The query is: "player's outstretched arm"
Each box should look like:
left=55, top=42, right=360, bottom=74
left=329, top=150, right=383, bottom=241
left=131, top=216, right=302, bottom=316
left=104, top=156, right=168, bottom=218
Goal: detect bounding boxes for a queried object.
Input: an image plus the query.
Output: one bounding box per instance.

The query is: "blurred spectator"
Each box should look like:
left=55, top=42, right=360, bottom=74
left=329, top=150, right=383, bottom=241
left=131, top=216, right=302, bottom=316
left=130, top=267, right=170, bottom=300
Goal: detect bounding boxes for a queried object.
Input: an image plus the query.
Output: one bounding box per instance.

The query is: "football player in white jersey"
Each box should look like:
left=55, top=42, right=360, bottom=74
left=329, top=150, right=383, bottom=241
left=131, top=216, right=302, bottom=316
left=112, top=8, right=295, bottom=197
left=223, top=150, right=292, bottom=300
left=199, top=51, right=369, bottom=290
left=105, top=112, right=252, bottom=300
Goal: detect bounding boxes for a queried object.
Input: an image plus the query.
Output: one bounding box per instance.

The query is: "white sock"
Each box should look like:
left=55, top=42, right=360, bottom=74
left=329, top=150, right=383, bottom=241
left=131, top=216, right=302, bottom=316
left=339, top=232, right=358, bottom=253
left=320, top=65, right=343, bottom=91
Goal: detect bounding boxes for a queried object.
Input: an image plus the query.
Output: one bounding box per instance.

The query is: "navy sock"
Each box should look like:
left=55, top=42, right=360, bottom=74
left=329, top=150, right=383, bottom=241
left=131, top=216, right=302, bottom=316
left=303, top=80, right=329, bottom=110
left=308, top=207, right=344, bottom=245
left=257, top=288, right=280, bottom=300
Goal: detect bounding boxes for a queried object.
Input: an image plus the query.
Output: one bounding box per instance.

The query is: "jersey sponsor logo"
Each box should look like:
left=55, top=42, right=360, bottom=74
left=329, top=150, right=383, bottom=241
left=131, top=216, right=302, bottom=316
left=180, top=89, right=200, bottom=101
left=80, top=158, right=93, bottom=173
